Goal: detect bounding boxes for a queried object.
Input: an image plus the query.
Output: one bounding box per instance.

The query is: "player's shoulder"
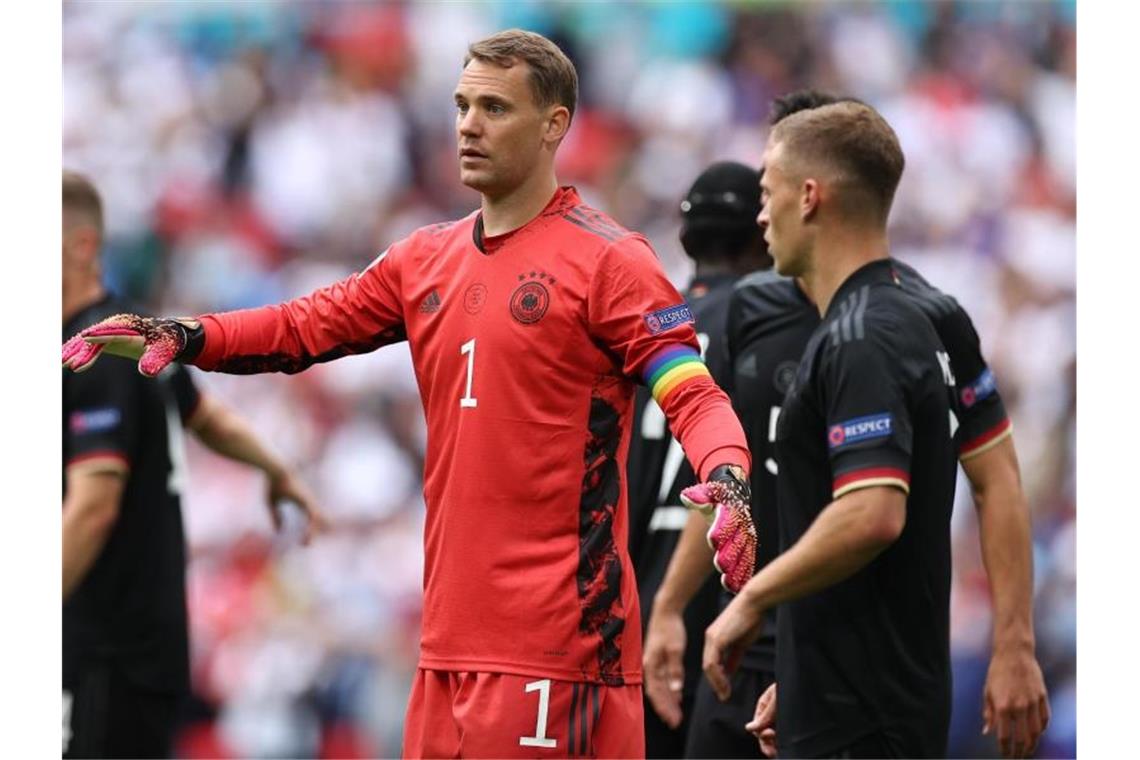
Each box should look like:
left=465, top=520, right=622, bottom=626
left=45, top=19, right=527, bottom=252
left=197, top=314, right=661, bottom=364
left=364, top=213, right=477, bottom=272
left=406, top=212, right=479, bottom=248
left=822, top=278, right=937, bottom=358
left=733, top=269, right=801, bottom=302
left=892, top=258, right=963, bottom=322
left=557, top=199, right=643, bottom=256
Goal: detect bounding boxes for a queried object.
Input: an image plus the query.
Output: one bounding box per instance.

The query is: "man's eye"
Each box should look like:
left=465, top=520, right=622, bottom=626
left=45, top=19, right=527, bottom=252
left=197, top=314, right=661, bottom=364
left=456, top=103, right=468, bottom=114
left=488, top=103, right=505, bottom=114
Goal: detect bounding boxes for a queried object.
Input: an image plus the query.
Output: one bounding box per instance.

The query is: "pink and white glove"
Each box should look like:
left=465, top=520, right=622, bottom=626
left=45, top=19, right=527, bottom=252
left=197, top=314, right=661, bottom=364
left=62, top=314, right=203, bottom=377
left=681, top=464, right=757, bottom=594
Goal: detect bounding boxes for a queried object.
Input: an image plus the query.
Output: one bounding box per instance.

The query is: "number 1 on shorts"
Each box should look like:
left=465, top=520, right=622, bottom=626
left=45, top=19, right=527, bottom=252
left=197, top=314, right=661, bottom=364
left=519, top=678, right=557, bottom=748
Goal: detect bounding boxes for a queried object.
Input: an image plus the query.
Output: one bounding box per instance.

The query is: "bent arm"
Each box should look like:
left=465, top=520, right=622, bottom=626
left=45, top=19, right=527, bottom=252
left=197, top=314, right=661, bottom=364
left=63, top=465, right=126, bottom=599
left=736, top=485, right=906, bottom=613
left=961, top=436, right=1036, bottom=651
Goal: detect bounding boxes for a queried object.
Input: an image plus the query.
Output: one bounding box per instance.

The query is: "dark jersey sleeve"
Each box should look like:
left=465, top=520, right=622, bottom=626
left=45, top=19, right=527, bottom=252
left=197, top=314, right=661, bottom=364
left=819, top=317, right=914, bottom=499
left=940, top=305, right=1012, bottom=460
left=64, top=357, right=141, bottom=470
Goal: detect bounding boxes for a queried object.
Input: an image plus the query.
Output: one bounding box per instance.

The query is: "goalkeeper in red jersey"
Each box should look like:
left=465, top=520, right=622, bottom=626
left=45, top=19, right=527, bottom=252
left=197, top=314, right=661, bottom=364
left=63, top=29, right=753, bottom=758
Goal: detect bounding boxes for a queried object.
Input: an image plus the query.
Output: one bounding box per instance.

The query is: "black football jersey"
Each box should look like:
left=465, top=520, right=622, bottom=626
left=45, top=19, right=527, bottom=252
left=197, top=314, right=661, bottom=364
left=773, top=259, right=958, bottom=758
left=63, top=294, right=201, bottom=694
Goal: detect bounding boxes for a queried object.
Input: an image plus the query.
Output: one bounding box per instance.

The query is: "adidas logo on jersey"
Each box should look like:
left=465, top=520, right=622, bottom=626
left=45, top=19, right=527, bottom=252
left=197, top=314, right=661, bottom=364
left=419, top=289, right=442, bottom=313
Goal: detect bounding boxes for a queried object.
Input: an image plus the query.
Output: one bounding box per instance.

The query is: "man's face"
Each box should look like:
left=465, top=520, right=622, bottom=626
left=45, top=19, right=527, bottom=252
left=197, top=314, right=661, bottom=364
left=454, top=58, right=551, bottom=198
left=758, top=141, right=808, bottom=277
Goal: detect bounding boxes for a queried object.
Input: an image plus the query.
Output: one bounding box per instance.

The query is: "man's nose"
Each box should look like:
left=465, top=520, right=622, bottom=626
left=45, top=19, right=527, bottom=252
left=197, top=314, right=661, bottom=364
left=458, top=108, right=481, bottom=136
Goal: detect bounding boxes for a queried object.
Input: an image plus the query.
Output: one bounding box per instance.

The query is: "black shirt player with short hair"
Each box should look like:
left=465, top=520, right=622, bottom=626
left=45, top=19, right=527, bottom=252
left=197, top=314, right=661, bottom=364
left=772, top=259, right=959, bottom=757
left=63, top=294, right=201, bottom=758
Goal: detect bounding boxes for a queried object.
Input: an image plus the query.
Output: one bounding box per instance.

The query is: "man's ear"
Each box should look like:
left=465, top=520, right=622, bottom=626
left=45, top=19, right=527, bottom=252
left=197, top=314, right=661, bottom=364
left=801, top=178, right=821, bottom=221
left=544, top=105, right=571, bottom=146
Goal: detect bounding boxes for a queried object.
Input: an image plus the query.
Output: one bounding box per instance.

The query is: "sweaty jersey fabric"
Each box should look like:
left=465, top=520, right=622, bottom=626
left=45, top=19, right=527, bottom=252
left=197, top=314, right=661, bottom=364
left=190, top=187, right=749, bottom=685
left=774, top=259, right=958, bottom=758
left=63, top=294, right=201, bottom=695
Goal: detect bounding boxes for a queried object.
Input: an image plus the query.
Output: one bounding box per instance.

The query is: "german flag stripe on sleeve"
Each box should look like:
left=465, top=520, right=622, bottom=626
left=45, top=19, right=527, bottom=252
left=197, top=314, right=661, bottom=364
left=66, top=450, right=131, bottom=472
left=833, top=466, right=910, bottom=499
left=959, top=417, right=1013, bottom=461
left=643, top=345, right=711, bottom=406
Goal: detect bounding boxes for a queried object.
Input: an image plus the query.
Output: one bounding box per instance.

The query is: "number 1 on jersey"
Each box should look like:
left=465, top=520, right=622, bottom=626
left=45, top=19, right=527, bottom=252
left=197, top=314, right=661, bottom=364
left=460, top=338, right=478, bottom=408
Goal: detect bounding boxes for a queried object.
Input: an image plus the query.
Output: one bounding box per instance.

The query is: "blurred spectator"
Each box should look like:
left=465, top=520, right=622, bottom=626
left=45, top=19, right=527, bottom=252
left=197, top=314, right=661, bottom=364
left=64, top=1, right=1075, bottom=757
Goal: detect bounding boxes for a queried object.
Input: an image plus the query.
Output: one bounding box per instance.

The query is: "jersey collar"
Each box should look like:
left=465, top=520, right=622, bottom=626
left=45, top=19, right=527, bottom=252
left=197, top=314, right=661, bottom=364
left=825, top=257, right=898, bottom=319
left=473, top=186, right=581, bottom=255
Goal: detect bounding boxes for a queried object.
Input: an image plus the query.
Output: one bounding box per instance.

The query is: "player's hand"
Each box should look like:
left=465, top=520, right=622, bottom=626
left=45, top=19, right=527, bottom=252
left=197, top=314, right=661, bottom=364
left=642, top=604, right=688, bottom=729
left=982, top=644, right=1050, bottom=758
left=62, top=314, right=203, bottom=377
left=680, top=464, right=756, bottom=593
left=702, top=588, right=764, bottom=701
left=745, top=682, right=778, bottom=757
left=266, top=470, right=330, bottom=546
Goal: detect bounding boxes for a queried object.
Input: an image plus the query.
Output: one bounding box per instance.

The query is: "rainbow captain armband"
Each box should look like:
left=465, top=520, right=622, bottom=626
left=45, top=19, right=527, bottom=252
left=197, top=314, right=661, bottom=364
left=643, top=345, right=712, bottom=405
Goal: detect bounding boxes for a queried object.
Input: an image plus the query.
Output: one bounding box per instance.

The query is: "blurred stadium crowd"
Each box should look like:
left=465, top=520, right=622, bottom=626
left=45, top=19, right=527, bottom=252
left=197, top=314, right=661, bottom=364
left=63, top=1, right=1075, bottom=758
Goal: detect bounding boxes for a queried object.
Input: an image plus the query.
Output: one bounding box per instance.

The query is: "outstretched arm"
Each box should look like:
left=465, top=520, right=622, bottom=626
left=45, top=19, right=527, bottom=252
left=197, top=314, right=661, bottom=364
left=961, top=435, right=1050, bottom=758
left=63, top=244, right=409, bottom=377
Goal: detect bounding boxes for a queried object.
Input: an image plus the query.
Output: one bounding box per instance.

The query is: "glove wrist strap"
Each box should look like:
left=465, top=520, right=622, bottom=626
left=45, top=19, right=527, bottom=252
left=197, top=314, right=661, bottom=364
left=174, top=319, right=205, bottom=363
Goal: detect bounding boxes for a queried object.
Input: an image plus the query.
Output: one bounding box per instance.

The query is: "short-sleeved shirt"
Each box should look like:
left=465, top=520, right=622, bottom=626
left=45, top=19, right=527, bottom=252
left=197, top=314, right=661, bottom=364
left=194, top=187, right=749, bottom=685
left=773, top=259, right=958, bottom=758
left=627, top=272, right=739, bottom=695
left=723, top=259, right=1012, bottom=676
left=63, top=294, right=201, bottom=694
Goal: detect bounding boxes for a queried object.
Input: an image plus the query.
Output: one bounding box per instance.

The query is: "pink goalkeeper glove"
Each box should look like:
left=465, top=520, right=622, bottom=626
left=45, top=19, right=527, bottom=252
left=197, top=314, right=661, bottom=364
left=680, top=464, right=757, bottom=594
left=62, top=314, right=204, bottom=377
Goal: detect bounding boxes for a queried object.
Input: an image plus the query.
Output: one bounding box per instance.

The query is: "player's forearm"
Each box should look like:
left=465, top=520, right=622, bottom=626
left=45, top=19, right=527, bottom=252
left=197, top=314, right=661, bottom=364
left=971, top=470, right=1036, bottom=651
left=652, top=511, right=716, bottom=614
left=62, top=500, right=117, bottom=599
left=737, top=489, right=903, bottom=614
left=961, top=437, right=1036, bottom=651
left=190, top=398, right=286, bottom=480
left=661, top=377, right=750, bottom=480
left=193, top=276, right=403, bottom=374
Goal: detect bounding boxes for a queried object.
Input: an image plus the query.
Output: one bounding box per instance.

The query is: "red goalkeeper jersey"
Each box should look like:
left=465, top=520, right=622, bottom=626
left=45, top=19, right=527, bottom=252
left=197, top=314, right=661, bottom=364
left=192, top=187, right=749, bottom=685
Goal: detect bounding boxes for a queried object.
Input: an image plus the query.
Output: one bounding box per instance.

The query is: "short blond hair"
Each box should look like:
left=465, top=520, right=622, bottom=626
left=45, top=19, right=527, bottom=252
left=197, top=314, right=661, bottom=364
left=63, top=171, right=104, bottom=235
left=770, top=101, right=905, bottom=222
left=465, top=29, right=578, bottom=120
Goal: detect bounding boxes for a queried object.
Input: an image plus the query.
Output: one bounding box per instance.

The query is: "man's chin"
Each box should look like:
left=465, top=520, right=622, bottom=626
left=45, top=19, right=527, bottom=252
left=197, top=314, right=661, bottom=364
left=459, top=169, right=493, bottom=193
left=772, top=255, right=793, bottom=277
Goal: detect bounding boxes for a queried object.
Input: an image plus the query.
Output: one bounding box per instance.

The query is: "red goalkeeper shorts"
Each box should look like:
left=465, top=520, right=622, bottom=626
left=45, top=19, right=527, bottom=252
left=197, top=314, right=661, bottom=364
left=402, top=669, right=644, bottom=758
